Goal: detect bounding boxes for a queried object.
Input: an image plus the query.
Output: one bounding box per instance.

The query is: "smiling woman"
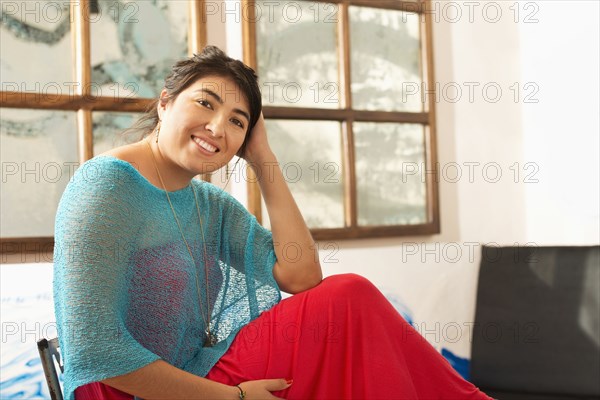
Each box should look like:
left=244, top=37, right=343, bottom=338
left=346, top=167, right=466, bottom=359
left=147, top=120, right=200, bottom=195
left=143, top=75, right=251, bottom=188
left=53, top=46, right=493, bottom=400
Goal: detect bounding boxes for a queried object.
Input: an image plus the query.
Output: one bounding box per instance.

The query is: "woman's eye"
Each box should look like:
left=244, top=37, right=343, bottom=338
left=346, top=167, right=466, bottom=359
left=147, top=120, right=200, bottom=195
left=231, top=118, right=244, bottom=129
left=197, top=100, right=212, bottom=109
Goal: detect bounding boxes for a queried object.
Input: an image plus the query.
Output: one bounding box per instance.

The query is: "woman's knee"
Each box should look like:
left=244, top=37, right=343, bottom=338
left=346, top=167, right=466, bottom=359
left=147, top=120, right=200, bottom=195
left=319, top=273, right=379, bottom=298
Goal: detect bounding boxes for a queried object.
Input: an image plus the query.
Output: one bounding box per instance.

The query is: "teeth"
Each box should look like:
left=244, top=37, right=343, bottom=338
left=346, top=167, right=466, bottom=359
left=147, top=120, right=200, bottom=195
left=194, top=137, right=217, bottom=153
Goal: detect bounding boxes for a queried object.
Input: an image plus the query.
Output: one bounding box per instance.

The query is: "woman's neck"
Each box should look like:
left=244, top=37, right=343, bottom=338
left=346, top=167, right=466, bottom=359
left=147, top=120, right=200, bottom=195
left=144, top=139, right=195, bottom=192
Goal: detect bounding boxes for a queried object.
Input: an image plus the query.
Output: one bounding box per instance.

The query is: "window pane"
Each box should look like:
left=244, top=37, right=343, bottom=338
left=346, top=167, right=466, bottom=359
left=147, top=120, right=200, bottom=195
left=0, top=108, right=78, bottom=237
left=349, top=6, right=422, bottom=112
left=264, top=119, right=344, bottom=229
left=1, top=1, right=72, bottom=88
left=355, top=122, right=426, bottom=226
left=93, top=111, right=143, bottom=155
left=256, top=1, right=340, bottom=109
left=90, top=0, right=189, bottom=98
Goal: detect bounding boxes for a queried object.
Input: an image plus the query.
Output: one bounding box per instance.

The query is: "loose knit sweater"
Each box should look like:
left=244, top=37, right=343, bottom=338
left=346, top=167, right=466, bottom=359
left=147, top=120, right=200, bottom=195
left=53, top=156, right=282, bottom=400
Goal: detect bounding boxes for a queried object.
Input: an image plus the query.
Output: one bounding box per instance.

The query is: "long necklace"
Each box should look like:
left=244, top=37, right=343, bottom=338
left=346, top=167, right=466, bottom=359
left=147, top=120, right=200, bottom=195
left=145, top=139, right=218, bottom=348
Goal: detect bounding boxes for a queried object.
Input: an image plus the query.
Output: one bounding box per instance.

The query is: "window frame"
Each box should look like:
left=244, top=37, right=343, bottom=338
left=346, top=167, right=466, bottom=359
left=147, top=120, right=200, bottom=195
left=242, top=0, right=440, bottom=240
left=0, top=0, right=207, bottom=254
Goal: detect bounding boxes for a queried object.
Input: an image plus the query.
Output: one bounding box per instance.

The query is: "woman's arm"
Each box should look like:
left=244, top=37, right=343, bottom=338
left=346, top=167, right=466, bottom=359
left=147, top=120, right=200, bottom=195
left=102, top=360, right=237, bottom=399
left=102, top=360, right=291, bottom=400
left=244, top=115, right=323, bottom=294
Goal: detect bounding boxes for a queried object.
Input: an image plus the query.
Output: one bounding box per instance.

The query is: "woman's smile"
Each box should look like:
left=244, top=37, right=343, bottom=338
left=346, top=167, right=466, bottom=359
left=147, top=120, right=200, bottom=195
left=191, top=135, right=220, bottom=155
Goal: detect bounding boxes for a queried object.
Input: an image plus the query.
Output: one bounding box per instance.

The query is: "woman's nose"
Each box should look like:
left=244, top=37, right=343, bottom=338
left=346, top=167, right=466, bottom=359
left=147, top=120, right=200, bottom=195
left=206, top=115, right=225, bottom=138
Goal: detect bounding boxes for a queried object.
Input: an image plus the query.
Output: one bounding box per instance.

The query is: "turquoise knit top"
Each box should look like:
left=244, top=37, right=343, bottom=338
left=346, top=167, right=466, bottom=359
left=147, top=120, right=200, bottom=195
left=53, top=156, right=281, bottom=400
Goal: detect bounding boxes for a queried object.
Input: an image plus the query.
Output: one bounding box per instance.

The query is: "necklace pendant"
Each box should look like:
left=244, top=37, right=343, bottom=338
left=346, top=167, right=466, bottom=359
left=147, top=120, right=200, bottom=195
left=204, top=330, right=218, bottom=348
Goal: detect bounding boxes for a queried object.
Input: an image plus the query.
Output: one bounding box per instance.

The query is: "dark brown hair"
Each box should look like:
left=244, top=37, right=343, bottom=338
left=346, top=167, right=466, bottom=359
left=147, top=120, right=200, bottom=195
left=129, top=45, right=262, bottom=157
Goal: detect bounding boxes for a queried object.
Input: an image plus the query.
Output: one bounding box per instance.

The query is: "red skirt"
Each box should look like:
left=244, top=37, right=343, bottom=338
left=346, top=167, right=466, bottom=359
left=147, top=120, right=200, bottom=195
left=75, top=274, right=493, bottom=400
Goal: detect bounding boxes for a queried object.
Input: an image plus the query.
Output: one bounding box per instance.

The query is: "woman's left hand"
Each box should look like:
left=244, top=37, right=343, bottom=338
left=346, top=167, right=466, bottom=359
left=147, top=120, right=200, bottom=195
left=241, top=112, right=272, bottom=165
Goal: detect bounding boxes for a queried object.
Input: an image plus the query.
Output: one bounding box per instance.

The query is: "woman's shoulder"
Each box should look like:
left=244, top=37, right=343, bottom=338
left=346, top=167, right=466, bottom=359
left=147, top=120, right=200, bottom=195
left=60, top=147, right=155, bottom=210
left=72, top=143, right=148, bottom=189
left=55, top=147, right=148, bottom=239
left=56, top=154, right=148, bottom=226
left=70, top=156, right=139, bottom=190
left=97, top=141, right=142, bottom=165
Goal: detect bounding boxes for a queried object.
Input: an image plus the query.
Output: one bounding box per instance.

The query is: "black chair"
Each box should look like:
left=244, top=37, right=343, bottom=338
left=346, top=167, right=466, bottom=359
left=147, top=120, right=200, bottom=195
left=471, top=245, right=600, bottom=400
left=37, top=337, right=64, bottom=400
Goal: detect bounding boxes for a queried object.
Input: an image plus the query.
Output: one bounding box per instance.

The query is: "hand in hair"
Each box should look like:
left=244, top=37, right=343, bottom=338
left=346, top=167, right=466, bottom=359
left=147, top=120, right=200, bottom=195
left=241, top=112, right=273, bottom=165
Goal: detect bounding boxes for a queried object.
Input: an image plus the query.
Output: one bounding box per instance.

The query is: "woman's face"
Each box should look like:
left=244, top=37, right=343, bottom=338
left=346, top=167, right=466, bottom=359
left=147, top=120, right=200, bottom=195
left=157, top=75, right=251, bottom=176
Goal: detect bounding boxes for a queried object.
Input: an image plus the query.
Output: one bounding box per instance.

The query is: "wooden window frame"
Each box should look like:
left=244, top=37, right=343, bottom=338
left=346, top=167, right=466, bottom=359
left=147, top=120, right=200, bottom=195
left=242, top=0, right=440, bottom=240
left=0, top=0, right=207, bottom=256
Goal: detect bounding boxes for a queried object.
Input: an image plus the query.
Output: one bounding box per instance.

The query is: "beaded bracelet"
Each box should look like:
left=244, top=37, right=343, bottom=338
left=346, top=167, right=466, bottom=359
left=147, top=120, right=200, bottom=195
left=235, top=384, right=246, bottom=400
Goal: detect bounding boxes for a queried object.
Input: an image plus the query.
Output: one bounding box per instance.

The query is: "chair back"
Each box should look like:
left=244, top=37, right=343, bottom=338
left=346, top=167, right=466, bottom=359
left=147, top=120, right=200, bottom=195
left=37, top=337, right=64, bottom=400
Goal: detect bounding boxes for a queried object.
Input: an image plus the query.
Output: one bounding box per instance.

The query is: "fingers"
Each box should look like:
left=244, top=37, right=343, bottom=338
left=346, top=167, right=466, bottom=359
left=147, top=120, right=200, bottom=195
left=239, top=378, right=292, bottom=400
left=263, top=378, right=293, bottom=392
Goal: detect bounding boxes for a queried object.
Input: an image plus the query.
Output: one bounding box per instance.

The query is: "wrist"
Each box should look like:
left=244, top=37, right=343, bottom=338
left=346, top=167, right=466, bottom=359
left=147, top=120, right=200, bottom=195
left=233, top=384, right=246, bottom=399
left=246, top=147, right=275, bottom=166
left=247, top=150, right=277, bottom=176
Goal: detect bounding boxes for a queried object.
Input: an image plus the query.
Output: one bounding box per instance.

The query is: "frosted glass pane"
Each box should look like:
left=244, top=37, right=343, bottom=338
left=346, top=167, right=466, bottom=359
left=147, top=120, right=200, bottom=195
left=0, top=108, right=78, bottom=237
left=265, top=120, right=344, bottom=229
left=355, top=122, right=426, bottom=226
left=90, top=0, right=189, bottom=98
left=350, top=6, right=422, bottom=112
left=256, top=1, right=340, bottom=109
left=1, top=1, right=72, bottom=87
left=93, top=111, right=143, bottom=155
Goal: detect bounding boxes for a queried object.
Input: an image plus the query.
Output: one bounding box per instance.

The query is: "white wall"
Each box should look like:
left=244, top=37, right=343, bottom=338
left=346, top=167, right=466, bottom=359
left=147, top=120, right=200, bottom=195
left=520, top=1, right=600, bottom=245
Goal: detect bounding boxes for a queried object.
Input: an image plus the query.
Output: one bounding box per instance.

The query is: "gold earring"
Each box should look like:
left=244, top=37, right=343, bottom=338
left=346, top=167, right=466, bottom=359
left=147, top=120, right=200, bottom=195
left=155, top=120, right=161, bottom=143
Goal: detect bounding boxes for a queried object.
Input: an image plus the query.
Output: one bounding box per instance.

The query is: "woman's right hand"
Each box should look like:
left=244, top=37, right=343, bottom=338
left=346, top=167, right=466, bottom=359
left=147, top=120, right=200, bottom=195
left=236, top=378, right=292, bottom=399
